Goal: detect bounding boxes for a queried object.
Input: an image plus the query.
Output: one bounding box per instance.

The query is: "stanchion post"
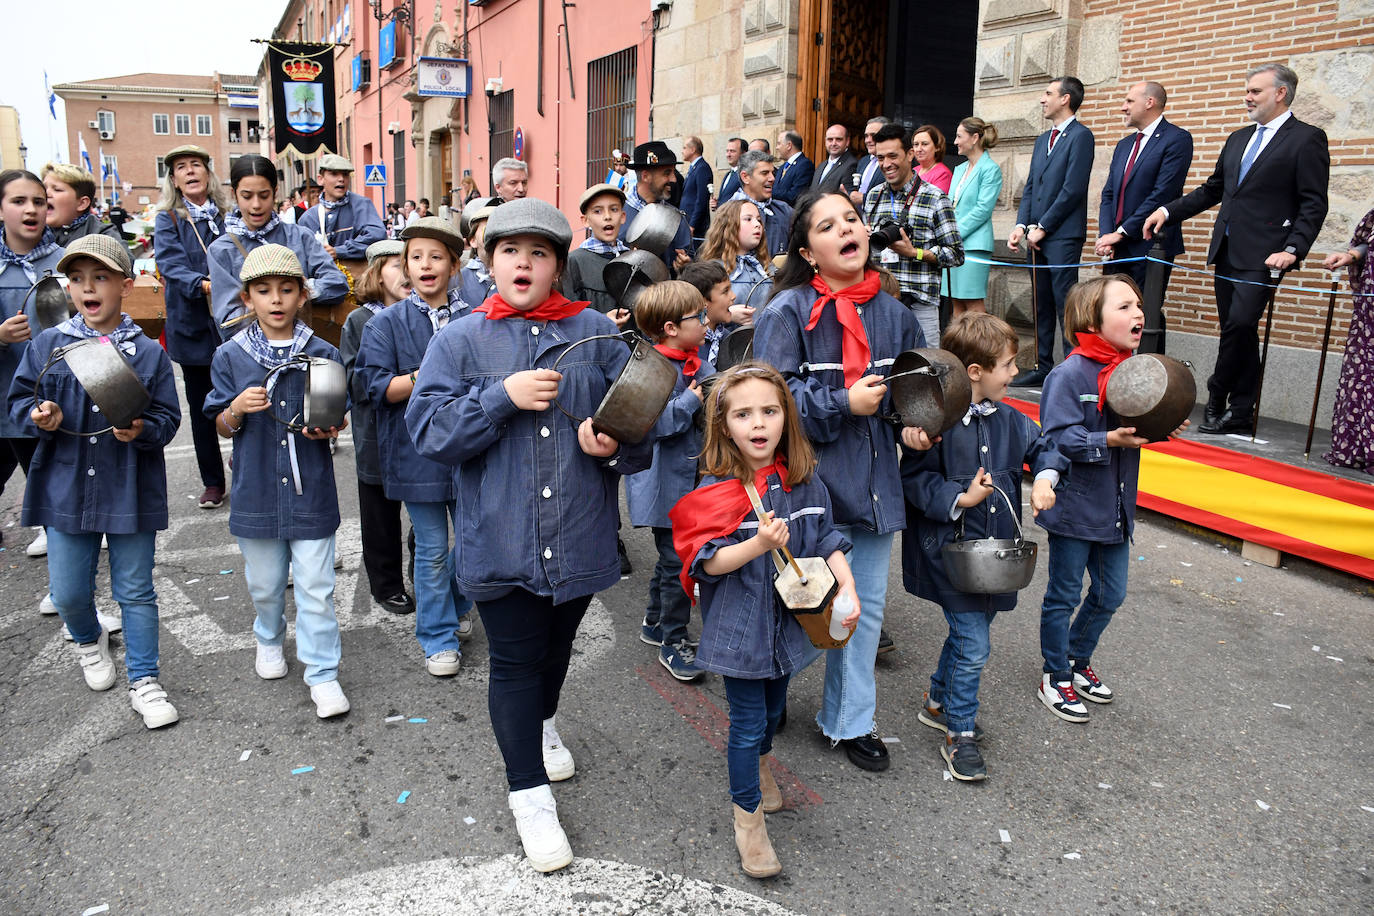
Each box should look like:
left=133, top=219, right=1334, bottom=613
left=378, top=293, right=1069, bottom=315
left=1140, top=242, right=1168, bottom=355
left=1251, top=268, right=1282, bottom=441
left=1304, top=280, right=1340, bottom=459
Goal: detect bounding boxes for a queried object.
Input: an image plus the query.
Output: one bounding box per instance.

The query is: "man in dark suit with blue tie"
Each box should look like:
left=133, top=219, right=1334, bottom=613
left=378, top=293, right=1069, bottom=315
left=680, top=135, right=713, bottom=240
left=1095, top=81, right=1193, bottom=296
left=1010, top=76, right=1095, bottom=386
left=850, top=116, right=891, bottom=209
left=714, top=137, right=745, bottom=210
left=771, top=130, right=814, bottom=206
left=1144, top=63, right=1329, bottom=433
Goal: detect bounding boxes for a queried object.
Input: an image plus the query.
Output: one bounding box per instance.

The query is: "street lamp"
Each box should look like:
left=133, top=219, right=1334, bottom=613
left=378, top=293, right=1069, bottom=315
left=17, top=143, right=27, bottom=170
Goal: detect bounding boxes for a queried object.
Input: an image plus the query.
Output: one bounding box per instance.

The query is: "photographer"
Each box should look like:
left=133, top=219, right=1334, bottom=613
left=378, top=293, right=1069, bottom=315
left=862, top=123, right=963, bottom=344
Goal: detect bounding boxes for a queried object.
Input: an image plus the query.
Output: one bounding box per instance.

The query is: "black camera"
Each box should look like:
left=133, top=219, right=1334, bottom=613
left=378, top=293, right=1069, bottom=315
left=869, top=218, right=906, bottom=252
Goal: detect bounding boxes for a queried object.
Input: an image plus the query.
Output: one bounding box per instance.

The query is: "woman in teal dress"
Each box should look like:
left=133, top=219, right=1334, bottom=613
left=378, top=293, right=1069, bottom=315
left=942, top=118, right=1003, bottom=317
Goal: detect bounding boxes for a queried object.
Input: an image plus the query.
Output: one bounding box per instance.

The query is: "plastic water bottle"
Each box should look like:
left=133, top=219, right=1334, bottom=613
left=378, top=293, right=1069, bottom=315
left=829, top=592, right=854, bottom=641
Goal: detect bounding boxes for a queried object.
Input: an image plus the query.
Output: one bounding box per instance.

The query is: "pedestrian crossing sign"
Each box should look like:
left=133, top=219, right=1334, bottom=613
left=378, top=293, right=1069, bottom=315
left=364, top=164, right=387, bottom=186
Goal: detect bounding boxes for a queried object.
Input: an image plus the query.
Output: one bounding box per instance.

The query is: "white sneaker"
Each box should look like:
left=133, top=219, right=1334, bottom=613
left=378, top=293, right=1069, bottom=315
left=255, top=643, right=288, bottom=680
left=39, top=594, right=59, bottom=616
left=26, top=528, right=47, bottom=557
left=1038, top=673, right=1090, bottom=723
left=456, top=615, right=475, bottom=640
left=426, top=649, right=461, bottom=676
left=542, top=716, right=575, bottom=782
left=60, top=609, right=123, bottom=642
left=71, top=629, right=116, bottom=691
left=129, top=677, right=179, bottom=728
left=508, top=785, right=573, bottom=872
left=310, top=679, right=350, bottom=718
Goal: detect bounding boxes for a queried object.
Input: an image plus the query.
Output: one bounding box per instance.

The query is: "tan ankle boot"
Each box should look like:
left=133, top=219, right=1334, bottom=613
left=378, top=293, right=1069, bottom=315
left=733, top=802, right=782, bottom=877
left=759, top=757, right=782, bottom=813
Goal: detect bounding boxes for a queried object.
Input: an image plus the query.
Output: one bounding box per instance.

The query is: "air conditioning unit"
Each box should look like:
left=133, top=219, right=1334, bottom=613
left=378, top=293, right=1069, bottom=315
left=88, top=120, right=99, bottom=129
left=99, top=130, right=115, bottom=141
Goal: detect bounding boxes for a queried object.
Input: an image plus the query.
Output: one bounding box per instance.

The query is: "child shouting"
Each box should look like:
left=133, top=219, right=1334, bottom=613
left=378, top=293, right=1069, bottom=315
left=565, top=183, right=631, bottom=323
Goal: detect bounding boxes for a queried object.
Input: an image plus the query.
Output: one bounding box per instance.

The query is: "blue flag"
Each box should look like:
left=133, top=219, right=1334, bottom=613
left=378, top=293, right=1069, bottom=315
left=45, top=71, right=56, bottom=119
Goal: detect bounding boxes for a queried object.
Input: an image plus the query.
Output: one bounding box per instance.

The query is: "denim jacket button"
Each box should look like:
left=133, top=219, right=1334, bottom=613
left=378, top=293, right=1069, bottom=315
left=540, top=426, right=550, bottom=438
left=531, top=326, right=541, bottom=336
left=91, top=404, right=100, bottom=412
left=282, top=477, right=288, bottom=485
left=980, top=445, right=988, bottom=453
left=87, top=467, right=95, bottom=476
left=543, top=547, right=552, bottom=559
left=541, top=486, right=551, bottom=498
left=89, top=436, right=98, bottom=444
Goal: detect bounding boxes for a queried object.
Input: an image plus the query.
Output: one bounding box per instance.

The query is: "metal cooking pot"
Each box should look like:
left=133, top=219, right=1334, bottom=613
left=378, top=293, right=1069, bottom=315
left=941, top=485, right=1038, bottom=594
left=553, top=330, right=677, bottom=445
left=33, top=337, right=152, bottom=434
left=1104, top=353, right=1196, bottom=443
left=605, top=249, right=670, bottom=326
left=625, top=203, right=684, bottom=255
left=886, top=348, right=971, bottom=435
left=22, top=271, right=74, bottom=331
left=264, top=356, right=348, bottom=432
left=714, top=327, right=755, bottom=371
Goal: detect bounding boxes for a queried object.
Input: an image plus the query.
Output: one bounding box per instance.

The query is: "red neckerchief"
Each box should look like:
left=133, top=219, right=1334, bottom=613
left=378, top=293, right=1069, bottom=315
left=806, top=270, right=880, bottom=388
left=475, top=290, right=589, bottom=322
left=653, top=344, right=702, bottom=379
left=1070, top=332, right=1133, bottom=411
left=670, top=458, right=791, bottom=599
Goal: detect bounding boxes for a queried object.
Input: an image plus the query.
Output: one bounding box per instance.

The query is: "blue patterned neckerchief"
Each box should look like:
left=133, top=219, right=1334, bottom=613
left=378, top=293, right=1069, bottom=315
left=59, top=213, right=92, bottom=236
left=580, top=236, right=630, bottom=256
left=736, top=253, right=765, bottom=277
left=731, top=190, right=775, bottom=218
left=625, top=182, right=652, bottom=212
left=361, top=300, right=385, bottom=315
left=962, top=399, right=998, bottom=425
left=321, top=194, right=348, bottom=211
left=183, top=198, right=221, bottom=237
left=0, top=227, right=59, bottom=284
left=224, top=209, right=282, bottom=241
left=57, top=313, right=142, bottom=356
left=408, top=288, right=464, bottom=333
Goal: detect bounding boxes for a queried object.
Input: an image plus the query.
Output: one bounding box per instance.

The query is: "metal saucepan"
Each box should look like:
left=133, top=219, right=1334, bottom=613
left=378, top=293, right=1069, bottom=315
left=714, top=326, right=755, bottom=371
left=941, top=485, right=1038, bottom=594
left=604, top=249, right=670, bottom=328
left=263, top=356, right=348, bottom=432
left=887, top=347, right=971, bottom=435
left=625, top=203, right=684, bottom=256
left=22, top=271, right=75, bottom=331
left=552, top=330, right=677, bottom=445
left=1104, top=352, right=1196, bottom=442
left=33, top=338, right=152, bottom=434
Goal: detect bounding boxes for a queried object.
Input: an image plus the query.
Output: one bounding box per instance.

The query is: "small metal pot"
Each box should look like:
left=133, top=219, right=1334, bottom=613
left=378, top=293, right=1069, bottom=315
left=553, top=331, right=677, bottom=445
left=941, top=486, right=1038, bottom=594
left=887, top=348, right=971, bottom=435
left=264, top=356, right=348, bottom=432
left=34, top=338, right=152, bottom=434
left=22, top=271, right=74, bottom=331
left=714, top=327, right=755, bottom=371
left=1104, top=353, right=1197, bottom=442
left=625, top=203, right=684, bottom=255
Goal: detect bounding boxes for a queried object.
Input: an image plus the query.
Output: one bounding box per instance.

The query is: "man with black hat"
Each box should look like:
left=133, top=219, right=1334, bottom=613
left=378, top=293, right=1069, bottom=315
left=620, top=141, right=693, bottom=272
left=298, top=154, right=388, bottom=260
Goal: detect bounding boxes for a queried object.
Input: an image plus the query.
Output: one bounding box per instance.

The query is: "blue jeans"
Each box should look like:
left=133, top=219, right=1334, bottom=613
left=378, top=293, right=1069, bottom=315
left=929, top=608, right=995, bottom=734
left=238, top=536, right=341, bottom=686
left=646, top=526, right=691, bottom=647
left=405, top=500, right=467, bottom=656
left=815, top=526, right=893, bottom=740
left=722, top=674, right=790, bottom=811
left=1040, top=534, right=1130, bottom=682
left=48, top=529, right=160, bottom=683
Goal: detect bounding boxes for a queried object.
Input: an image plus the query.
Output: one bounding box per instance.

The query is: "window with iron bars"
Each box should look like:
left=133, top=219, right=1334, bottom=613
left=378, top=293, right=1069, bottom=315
left=488, top=89, right=514, bottom=195
left=586, top=48, right=636, bottom=188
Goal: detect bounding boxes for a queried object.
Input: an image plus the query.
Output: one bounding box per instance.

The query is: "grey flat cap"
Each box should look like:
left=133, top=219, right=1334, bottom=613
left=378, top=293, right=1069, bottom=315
left=482, top=198, right=572, bottom=253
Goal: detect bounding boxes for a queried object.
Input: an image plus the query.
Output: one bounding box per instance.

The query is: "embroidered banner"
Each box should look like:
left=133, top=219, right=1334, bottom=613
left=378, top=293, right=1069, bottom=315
left=268, top=41, right=338, bottom=159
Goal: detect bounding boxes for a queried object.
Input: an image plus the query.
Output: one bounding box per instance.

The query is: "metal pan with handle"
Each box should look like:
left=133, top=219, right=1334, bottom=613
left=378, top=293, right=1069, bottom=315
left=32, top=338, right=152, bottom=435
left=551, top=331, right=677, bottom=445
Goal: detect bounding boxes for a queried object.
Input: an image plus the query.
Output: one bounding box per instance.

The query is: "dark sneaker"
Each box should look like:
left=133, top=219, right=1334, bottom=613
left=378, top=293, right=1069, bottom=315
left=378, top=593, right=415, bottom=615
left=941, top=732, right=986, bottom=781
left=1038, top=674, right=1090, bottom=723
left=617, top=538, right=632, bottom=578
left=198, top=486, right=225, bottom=509
left=876, top=628, right=895, bottom=654
left=916, top=694, right=985, bottom=741
left=639, top=617, right=663, bottom=647
left=1072, top=663, right=1114, bottom=704
left=659, top=642, right=705, bottom=682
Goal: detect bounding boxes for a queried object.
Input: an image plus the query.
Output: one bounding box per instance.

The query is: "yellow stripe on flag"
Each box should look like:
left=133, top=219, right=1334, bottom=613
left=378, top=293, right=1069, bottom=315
left=1140, top=451, right=1374, bottom=562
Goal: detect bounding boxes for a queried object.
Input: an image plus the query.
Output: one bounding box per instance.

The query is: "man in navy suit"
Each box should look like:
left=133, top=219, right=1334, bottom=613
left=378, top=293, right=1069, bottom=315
left=772, top=130, right=814, bottom=205
left=1011, top=76, right=1095, bottom=386
left=713, top=137, right=745, bottom=210
left=1144, top=62, right=1329, bottom=433
left=680, top=135, right=713, bottom=240
left=812, top=123, right=859, bottom=193
left=1095, top=82, right=1193, bottom=297
left=850, top=116, right=891, bottom=209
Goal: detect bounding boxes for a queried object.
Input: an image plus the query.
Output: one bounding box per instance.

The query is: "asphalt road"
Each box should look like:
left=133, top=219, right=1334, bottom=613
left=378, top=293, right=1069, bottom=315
left=1, top=371, right=1371, bottom=915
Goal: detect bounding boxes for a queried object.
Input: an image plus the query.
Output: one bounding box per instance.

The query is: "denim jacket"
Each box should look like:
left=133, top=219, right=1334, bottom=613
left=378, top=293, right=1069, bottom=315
left=0, top=247, right=64, bottom=438
left=691, top=470, right=849, bottom=679
left=406, top=307, right=653, bottom=603
left=753, top=285, right=924, bottom=534
left=9, top=325, right=180, bottom=533
left=626, top=353, right=713, bottom=529
left=1034, top=354, right=1140, bottom=543
left=153, top=208, right=223, bottom=364
left=207, top=222, right=349, bottom=336
left=339, top=305, right=382, bottom=485
left=355, top=293, right=472, bottom=503
left=901, top=403, right=1068, bottom=612
left=204, top=335, right=343, bottom=540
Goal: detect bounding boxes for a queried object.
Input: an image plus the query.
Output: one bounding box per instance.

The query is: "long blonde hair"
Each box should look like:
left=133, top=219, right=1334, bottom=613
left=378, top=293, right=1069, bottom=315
left=699, top=199, right=770, bottom=269
left=699, top=363, right=815, bottom=487
left=154, top=157, right=232, bottom=219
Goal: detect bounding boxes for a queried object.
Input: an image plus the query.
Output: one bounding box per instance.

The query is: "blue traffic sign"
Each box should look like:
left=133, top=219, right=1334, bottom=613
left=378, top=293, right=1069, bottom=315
left=363, top=164, right=388, bottom=186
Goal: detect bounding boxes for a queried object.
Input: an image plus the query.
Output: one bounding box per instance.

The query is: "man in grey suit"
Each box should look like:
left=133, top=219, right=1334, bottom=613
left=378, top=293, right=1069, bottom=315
left=812, top=123, right=859, bottom=194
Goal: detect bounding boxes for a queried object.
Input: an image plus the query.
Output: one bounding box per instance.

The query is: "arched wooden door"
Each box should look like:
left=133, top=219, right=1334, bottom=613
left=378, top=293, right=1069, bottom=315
left=796, top=0, right=888, bottom=164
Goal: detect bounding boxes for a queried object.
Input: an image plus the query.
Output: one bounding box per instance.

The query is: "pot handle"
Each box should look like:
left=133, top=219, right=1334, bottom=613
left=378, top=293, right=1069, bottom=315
left=32, top=341, right=116, bottom=436
left=263, top=355, right=313, bottom=432
left=952, top=483, right=1024, bottom=544
left=549, top=331, right=636, bottom=426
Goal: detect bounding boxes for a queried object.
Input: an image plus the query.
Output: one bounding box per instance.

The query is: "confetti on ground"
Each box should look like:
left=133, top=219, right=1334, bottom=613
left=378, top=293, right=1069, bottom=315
left=1098, top=783, right=1112, bottom=790
left=385, top=715, right=405, bottom=723
left=82, top=906, right=110, bottom=916
left=1170, top=578, right=1184, bottom=586
left=408, top=717, right=427, bottom=724
left=219, top=569, right=233, bottom=575
left=1273, top=703, right=1292, bottom=710
left=1150, top=782, right=1165, bottom=788
left=239, top=749, right=252, bottom=762
left=213, top=595, right=230, bottom=601
left=998, top=829, right=1011, bottom=843
left=292, top=766, right=315, bottom=775
left=1361, top=806, right=1374, bottom=813
left=881, top=736, right=900, bottom=744
left=185, top=578, right=201, bottom=584
left=943, top=770, right=952, bottom=781
left=1312, top=646, right=1321, bottom=652
left=1326, top=656, right=1343, bottom=662
left=1062, top=852, right=1082, bottom=860
left=1235, top=577, right=1243, bottom=583
left=397, top=791, right=411, bottom=804
left=1243, top=561, right=1252, bottom=567
left=1180, top=562, right=1193, bottom=567
left=1255, top=800, right=1271, bottom=811
left=1273, top=612, right=1284, bottom=616
left=1156, top=544, right=1167, bottom=549
left=464, top=816, right=476, bottom=825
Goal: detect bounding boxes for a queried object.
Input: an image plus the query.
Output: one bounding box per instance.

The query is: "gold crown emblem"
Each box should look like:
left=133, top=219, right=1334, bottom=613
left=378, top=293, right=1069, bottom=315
left=283, top=57, right=323, bottom=81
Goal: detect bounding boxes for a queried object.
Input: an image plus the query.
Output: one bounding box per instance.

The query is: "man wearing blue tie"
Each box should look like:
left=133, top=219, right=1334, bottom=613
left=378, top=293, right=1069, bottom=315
left=713, top=137, right=745, bottom=210
left=771, top=130, right=814, bottom=205
left=850, top=116, right=890, bottom=210
left=1144, top=63, right=1329, bottom=434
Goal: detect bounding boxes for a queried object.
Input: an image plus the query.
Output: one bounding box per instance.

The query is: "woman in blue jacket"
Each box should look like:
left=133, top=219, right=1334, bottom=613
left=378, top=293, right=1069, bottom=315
left=942, top=118, right=1003, bottom=316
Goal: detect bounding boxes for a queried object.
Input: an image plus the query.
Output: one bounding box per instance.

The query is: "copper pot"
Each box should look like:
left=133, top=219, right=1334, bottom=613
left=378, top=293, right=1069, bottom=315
left=887, top=348, right=971, bottom=435
left=1104, top=353, right=1196, bottom=443
left=553, top=331, right=677, bottom=445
